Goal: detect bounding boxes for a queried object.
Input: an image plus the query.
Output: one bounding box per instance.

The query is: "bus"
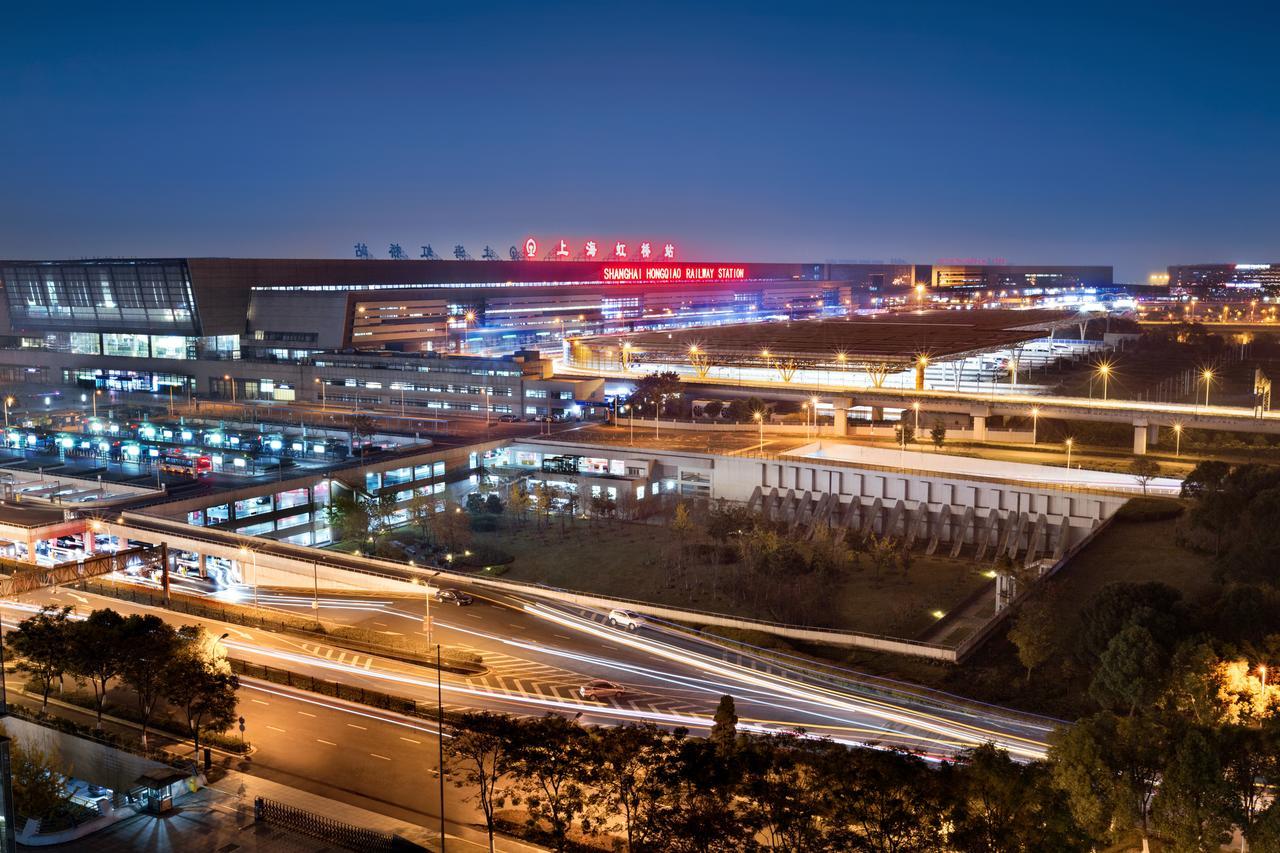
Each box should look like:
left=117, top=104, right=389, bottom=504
left=160, top=453, right=213, bottom=478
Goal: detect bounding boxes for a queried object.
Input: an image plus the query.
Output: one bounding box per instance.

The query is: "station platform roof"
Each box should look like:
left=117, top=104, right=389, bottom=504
left=600, top=308, right=1080, bottom=367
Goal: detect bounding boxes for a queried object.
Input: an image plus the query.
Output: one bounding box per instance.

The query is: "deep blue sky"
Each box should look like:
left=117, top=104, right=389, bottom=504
left=2, top=1, right=1276, bottom=281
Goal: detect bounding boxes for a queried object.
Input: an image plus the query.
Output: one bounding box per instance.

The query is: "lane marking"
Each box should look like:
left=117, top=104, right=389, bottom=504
left=266, top=725, right=286, bottom=733
left=347, top=723, right=367, bottom=730
left=370, top=753, right=392, bottom=761
left=296, top=711, right=316, bottom=718
left=317, top=739, right=337, bottom=746
left=251, top=699, right=270, bottom=706
left=399, top=736, right=421, bottom=744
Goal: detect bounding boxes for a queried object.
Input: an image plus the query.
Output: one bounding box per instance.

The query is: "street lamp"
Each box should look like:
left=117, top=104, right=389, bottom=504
left=1201, top=368, right=1214, bottom=407
left=1173, top=422, right=1183, bottom=457
left=811, top=396, right=819, bottom=437
left=1065, top=437, right=1074, bottom=470
left=753, top=411, right=764, bottom=451
left=314, top=377, right=326, bottom=411
left=1096, top=362, right=1111, bottom=401
left=1030, top=406, right=1040, bottom=445
left=912, top=401, right=921, bottom=435
left=801, top=403, right=808, bottom=440
left=2, top=396, right=11, bottom=428
left=223, top=375, right=236, bottom=405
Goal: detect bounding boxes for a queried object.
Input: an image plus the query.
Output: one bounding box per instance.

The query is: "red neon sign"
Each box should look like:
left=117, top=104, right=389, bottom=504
left=601, top=265, right=747, bottom=283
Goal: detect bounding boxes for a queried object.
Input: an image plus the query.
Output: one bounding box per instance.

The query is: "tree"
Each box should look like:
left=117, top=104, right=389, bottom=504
left=407, top=489, right=436, bottom=541
left=952, top=744, right=1094, bottom=853
left=1152, top=729, right=1233, bottom=853
left=445, top=712, right=522, bottom=853
left=930, top=421, right=947, bottom=451
left=165, top=629, right=239, bottom=765
left=4, top=733, right=67, bottom=821
left=1089, top=624, right=1166, bottom=715
left=1075, top=581, right=1184, bottom=667
left=1218, top=724, right=1279, bottom=847
left=118, top=614, right=185, bottom=747
left=66, top=608, right=126, bottom=726
left=827, top=747, right=949, bottom=852
left=431, top=501, right=473, bottom=553
left=710, top=695, right=738, bottom=759
left=1180, top=459, right=1231, bottom=498
left=350, top=414, right=376, bottom=443
left=726, top=396, right=768, bottom=422
left=1049, top=712, right=1166, bottom=846
left=534, top=482, right=556, bottom=528
left=1007, top=594, right=1056, bottom=683
left=510, top=715, right=592, bottom=851
left=737, top=734, right=831, bottom=852
left=325, top=491, right=371, bottom=544
left=6, top=606, right=73, bottom=711
left=670, top=502, right=696, bottom=568
left=626, top=371, right=683, bottom=418
left=702, top=400, right=723, bottom=419
left=506, top=482, right=531, bottom=528
left=484, top=492, right=504, bottom=514
left=589, top=724, right=683, bottom=853
left=1129, top=457, right=1161, bottom=495
left=894, top=422, right=914, bottom=446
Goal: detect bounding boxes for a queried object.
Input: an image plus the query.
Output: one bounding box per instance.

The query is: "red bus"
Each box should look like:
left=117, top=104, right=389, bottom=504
left=160, top=453, right=213, bottom=478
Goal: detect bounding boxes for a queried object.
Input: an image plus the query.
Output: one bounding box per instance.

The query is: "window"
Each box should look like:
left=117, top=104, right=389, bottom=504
left=433, top=461, right=445, bottom=477
left=275, top=487, right=309, bottom=510
left=558, top=391, right=574, bottom=400
left=186, top=509, right=204, bottom=526
left=233, top=496, right=273, bottom=519
left=276, top=512, right=311, bottom=530
left=365, top=471, right=382, bottom=491
left=383, top=467, right=412, bottom=486
left=636, top=486, right=645, bottom=500
left=237, top=520, right=276, bottom=537
left=206, top=504, right=230, bottom=524
left=527, top=389, right=547, bottom=399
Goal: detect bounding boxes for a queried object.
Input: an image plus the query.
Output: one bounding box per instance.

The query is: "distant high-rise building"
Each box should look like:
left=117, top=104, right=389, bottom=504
left=1166, top=263, right=1280, bottom=294
left=932, top=264, right=1113, bottom=290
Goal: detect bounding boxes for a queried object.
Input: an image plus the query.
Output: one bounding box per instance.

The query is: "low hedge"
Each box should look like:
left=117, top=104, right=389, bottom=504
left=1114, top=497, right=1185, bottom=523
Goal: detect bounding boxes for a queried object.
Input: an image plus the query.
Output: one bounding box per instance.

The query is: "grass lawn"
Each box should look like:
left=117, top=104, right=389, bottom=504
left=468, top=517, right=991, bottom=641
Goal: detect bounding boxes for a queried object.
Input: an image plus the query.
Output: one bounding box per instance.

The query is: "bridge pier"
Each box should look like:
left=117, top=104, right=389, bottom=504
left=1133, top=421, right=1149, bottom=455
left=972, top=415, right=988, bottom=442
left=870, top=406, right=884, bottom=422
left=1148, top=423, right=1159, bottom=448
left=832, top=406, right=849, bottom=437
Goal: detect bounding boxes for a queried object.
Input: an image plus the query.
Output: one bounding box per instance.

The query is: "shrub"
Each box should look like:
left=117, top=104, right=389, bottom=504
left=1114, top=497, right=1185, bottom=523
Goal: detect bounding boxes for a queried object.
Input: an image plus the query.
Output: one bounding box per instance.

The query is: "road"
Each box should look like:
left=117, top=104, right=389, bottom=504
left=8, top=580, right=1060, bottom=765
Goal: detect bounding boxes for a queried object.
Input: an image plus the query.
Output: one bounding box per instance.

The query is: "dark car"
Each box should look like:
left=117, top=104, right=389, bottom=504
left=436, top=588, right=474, bottom=606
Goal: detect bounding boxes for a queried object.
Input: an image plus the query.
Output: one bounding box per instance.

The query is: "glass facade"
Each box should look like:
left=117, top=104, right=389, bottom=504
left=0, top=260, right=198, bottom=333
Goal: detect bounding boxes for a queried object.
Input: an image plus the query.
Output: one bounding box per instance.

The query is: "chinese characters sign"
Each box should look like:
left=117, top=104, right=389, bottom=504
left=601, top=265, right=747, bottom=282
left=525, top=237, right=676, bottom=261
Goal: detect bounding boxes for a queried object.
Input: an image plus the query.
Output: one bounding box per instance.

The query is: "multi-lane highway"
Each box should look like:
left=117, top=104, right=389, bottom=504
left=8, top=578, right=1059, bottom=766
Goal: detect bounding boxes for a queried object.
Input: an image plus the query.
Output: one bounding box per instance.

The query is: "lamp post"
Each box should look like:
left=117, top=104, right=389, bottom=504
left=223, top=375, right=236, bottom=405
left=1097, top=363, right=1111, bottom=401
left=1065, top=437, right=1074, bottom=470
left=810, top=396, right=819, bottom=438
left=1173, top=423, right=1183, bottom=457
left=3, top=396, right=11, bottom=428
left=315, top=377, right=326, bottom=411
left=912, top=401, right=921, bottom=435
left=1201, top=368, right=1214, bottom=407
left=753, top=410, right=764, bottom=451
left=1030, top=406, right=1040, bottom=445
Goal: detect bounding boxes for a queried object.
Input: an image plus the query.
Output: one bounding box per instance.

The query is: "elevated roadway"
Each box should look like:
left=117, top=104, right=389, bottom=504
left=560, top=360, right=1278, bottom=452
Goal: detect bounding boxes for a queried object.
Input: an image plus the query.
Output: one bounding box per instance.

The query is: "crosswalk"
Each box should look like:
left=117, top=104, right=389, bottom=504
left=298, top=642, right=375, bottom=670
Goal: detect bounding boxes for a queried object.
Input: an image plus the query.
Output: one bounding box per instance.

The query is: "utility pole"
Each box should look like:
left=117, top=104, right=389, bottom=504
left=437, top=644, right=446, bottom=852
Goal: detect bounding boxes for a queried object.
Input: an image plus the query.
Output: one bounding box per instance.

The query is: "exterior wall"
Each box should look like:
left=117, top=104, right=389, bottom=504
left=506, top=439, right=1125, bottom=546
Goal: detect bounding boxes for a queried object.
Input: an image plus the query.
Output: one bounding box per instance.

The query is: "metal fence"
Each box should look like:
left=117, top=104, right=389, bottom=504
left=254, top=797, right=427, bottom=852
left=231, top=659, right=422, bottom=716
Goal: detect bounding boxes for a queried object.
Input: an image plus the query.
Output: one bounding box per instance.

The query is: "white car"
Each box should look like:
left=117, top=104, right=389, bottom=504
left=607, top=609, right=645, bottom=631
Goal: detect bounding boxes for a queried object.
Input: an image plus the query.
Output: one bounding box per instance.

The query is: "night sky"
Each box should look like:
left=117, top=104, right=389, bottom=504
left=2, top=2, right=1276, bottom=281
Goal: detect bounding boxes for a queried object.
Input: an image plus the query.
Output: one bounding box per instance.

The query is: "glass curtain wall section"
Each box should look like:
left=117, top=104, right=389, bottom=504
left=0, top=261, right=199, bottom=334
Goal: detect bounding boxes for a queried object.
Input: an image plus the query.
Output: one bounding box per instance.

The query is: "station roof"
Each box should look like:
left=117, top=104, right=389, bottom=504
left=599, top=308, right=1080, bottom=366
